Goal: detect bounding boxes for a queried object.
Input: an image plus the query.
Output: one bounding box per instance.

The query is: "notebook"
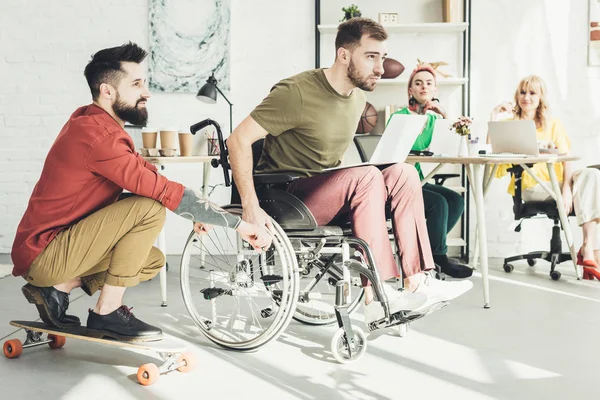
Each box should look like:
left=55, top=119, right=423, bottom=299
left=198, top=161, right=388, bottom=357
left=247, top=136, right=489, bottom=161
left=325, top=114, right=427, bottom=171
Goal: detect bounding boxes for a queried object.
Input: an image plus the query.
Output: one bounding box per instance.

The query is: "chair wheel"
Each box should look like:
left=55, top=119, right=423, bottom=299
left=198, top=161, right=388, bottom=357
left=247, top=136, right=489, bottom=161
left=550, top=270, right=561, bottom=281
left=527, top=259, right=536, bottom=267
left=503, top=264, right=514, bottom=273
left=435, top=272, right=446, bottom=281
left=331, top=326, right=367, bottom=364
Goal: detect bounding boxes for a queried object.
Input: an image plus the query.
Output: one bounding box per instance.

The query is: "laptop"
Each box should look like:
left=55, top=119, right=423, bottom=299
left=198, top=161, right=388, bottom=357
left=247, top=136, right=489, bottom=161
left=486, top=120, right=540, bottom=157
left=428, top=119, right=459, bottom=155
left=326, top=114, right=427, bottom=171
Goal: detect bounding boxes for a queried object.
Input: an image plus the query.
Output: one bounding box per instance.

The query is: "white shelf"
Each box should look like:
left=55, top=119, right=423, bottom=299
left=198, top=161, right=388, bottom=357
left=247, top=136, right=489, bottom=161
left=318, top=23, right=468, bottom=34
left=377, top=77, right=468, bottom=86
left=447, top=238, right=467, bottom=247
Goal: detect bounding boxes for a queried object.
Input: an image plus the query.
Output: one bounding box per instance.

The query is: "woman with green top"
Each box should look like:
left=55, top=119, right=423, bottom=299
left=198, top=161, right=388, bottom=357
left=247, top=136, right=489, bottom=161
left=388, top=63, right=472, bottom=278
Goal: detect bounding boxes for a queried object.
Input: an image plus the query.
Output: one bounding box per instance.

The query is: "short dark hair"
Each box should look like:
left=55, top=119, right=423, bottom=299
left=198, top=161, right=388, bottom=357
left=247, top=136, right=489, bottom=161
left=335, top=18, right=387, bottom=52
left=84, top=42, right=148, bottom=100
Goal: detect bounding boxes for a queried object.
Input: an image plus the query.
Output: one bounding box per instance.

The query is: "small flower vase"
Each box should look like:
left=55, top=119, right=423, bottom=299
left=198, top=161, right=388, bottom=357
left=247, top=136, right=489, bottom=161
left=457, top=135, right=469, bottom=157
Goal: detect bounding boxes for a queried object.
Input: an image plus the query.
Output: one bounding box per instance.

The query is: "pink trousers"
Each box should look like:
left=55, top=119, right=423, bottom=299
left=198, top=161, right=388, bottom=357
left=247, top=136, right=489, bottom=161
left=287, top=163, right=434, bottom=282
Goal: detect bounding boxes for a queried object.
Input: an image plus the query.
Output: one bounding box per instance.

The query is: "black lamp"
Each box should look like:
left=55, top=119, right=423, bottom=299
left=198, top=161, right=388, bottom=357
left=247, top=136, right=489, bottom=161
left=196, top=73, right=233, bottom=133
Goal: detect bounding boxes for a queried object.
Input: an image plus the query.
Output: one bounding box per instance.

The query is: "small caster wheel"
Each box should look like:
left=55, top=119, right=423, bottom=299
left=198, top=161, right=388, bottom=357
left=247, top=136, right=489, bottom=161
left=398, top=323, right=410, bottom=338
left=550, top=270, right=561, bottom=281
left=48, top=334, right=66, bottom=349
left=527, top=259, right=537, bottom=267
left=331, top=326, right=367, bottom=364
left=503, top=264, right=514, bottom=273
left=137, top=363, right=160, bottom=386
left=435, top=272, right=446, bottom=281
left=177, top=352, right=197, bottom=373
left=3, top=339, right=23, bottom=359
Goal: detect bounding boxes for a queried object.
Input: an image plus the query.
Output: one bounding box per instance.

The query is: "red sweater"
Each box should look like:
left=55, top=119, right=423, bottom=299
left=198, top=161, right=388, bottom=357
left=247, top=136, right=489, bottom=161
left=11, top=104, right=185, bottom=277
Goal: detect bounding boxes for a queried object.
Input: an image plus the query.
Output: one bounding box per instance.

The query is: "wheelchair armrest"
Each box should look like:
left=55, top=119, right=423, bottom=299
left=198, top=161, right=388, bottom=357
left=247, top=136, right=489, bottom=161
left=254, top=172, right=302, bottom=185
left=433, top=173, right=460, bottom=186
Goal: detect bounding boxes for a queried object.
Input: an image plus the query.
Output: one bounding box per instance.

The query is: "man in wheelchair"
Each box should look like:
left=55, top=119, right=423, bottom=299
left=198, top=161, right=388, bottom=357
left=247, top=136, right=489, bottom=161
left=11, top=42, right=270, bottom=342
left=226, top=18, right=472, bottom=325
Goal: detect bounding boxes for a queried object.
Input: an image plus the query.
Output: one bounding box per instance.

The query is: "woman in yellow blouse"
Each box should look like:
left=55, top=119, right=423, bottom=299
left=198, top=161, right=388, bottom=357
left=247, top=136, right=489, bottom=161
left=491, top=75, right=600, bottom=280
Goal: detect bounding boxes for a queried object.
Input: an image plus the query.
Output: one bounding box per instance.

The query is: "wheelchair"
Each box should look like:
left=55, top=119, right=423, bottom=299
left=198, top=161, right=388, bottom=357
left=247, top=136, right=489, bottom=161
left=179, top=119, right=439, bottom=363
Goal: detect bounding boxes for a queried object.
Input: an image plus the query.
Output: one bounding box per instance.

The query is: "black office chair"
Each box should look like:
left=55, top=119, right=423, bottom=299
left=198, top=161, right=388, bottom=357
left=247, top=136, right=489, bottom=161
left=502, top=165, right=572, bottom=280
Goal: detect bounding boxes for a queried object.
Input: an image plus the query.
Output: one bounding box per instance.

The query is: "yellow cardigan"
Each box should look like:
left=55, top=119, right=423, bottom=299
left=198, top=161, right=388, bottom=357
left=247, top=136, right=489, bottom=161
left=495, top=118, right=571, bottom=195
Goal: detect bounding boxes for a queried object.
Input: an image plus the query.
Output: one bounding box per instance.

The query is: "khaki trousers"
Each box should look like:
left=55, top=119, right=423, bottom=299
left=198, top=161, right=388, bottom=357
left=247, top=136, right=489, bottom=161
left=25, top=196, right=166, bottom=295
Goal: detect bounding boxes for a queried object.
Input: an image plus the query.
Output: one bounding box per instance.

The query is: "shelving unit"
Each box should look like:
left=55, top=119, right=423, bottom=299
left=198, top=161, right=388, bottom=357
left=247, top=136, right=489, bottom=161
left=314, top=0, right=473, bottom=261
left=317, top=22, right=468, bottom=34
left=376, top=77, right=468, bottom=86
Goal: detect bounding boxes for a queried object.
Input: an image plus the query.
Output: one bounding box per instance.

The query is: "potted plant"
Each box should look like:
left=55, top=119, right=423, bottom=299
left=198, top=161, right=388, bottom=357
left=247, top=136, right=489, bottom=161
left=450, top=116, right=473, bottom=157
left=341, top=4, right=362, bottom=21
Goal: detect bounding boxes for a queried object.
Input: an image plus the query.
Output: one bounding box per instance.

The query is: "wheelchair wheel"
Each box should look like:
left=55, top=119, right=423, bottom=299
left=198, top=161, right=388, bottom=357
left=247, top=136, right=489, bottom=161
left=180, top=206, right=299, bottom=351
left=293, top=257, right=364, bottom=326
left=330, top=326, right=367, bottom=364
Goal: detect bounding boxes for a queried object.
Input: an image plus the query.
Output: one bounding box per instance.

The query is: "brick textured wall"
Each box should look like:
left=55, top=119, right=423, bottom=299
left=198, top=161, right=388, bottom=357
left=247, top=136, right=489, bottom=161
left=1, top=0, right=598, bottom=258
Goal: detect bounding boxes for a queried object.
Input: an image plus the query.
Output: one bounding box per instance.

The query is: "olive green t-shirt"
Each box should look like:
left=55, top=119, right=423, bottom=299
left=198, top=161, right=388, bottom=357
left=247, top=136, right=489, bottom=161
left=251, top=69, right=367, bottom=177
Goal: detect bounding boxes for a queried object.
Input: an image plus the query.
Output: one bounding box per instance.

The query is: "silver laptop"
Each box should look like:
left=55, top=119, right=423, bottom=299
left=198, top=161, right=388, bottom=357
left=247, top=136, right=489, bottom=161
left=326, top=114, right=427, bottom=171
left=487, top=120, right=539, bottom=157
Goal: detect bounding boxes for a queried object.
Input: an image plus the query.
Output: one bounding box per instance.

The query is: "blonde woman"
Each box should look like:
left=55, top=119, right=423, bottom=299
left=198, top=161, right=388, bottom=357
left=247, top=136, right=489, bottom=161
left=491, top=75, right=600, bottom=280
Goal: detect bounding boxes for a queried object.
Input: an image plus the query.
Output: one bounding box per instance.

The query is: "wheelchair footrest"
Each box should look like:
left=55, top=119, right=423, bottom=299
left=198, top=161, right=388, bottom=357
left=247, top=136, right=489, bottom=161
left=367, top=301, right=448, bottom=332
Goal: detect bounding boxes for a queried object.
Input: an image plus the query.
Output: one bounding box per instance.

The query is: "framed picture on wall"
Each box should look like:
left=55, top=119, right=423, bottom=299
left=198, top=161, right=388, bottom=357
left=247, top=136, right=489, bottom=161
left=148, top=0, right=231, bottom=92
left=589, top=0, right=600, bottom=66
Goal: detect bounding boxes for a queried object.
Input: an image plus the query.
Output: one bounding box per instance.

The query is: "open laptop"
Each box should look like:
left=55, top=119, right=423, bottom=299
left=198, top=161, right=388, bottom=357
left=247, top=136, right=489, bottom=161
left=428, top=119, right=458, bottom=155
left=485, top=120, right=540, bottom=157
left=326, top=114, right=427, bottom=171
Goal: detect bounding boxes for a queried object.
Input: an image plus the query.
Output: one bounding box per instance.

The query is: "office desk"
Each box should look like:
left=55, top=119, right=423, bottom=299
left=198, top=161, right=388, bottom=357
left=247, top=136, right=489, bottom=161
left=406, top=154, right=581, bottom=308
left=143, top=155, right=217, bottom=306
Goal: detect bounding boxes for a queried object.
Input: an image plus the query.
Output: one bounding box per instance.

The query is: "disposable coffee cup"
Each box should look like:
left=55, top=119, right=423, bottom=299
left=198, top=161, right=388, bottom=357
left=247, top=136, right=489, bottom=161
left=179, top=131, right=194, bottom=157
left=159, top=128, right=177, bottom=149
left=141, top=127, right=158, bottom=149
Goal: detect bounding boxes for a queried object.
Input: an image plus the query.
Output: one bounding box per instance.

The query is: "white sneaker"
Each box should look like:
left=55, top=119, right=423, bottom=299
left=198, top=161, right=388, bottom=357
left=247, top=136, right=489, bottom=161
left=363, top=282, right=428, bottom=324
left=412, top=271, right=473, bottom=311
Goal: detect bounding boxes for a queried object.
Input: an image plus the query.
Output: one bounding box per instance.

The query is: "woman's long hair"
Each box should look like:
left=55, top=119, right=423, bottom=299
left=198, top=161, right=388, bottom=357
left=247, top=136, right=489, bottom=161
left=513, top=75, right=550, bottom=130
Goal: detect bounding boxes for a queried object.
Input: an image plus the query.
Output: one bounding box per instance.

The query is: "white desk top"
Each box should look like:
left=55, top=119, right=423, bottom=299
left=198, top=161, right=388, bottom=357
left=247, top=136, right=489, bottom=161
left=406, top=154, right=580, bottom=165
left=143, top=155, right=217, bottom=164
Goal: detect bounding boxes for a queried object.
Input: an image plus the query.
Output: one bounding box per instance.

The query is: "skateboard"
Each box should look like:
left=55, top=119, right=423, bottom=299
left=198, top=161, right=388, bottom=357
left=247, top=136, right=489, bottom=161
left=3, top=320, right=196, bottom=386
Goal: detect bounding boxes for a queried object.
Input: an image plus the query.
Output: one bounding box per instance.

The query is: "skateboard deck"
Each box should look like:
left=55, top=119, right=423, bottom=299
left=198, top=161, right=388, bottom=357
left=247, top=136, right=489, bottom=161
left=4, top=320, right=196, bottom=386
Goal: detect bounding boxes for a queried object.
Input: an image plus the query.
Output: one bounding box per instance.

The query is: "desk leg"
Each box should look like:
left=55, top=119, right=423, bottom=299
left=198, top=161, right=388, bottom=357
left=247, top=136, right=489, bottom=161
left=157, top=229, right=168, bottom=307
left=200, top=162, right=212, bottom=268
left=467, top=164, right=490, bottom=308
left=547, top=163, right=580, bottom=279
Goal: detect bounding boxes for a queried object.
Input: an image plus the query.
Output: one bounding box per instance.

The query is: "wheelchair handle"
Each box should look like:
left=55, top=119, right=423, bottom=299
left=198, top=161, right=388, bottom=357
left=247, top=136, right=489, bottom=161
left=190, top=118, right=231, bottom=187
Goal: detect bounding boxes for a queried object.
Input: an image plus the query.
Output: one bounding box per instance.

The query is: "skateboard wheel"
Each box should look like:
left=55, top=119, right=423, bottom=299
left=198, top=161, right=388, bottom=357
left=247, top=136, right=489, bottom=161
left=48, top=334, right=66, bottom=349
left=4, top=339, right=23, bottom=358
left=137, top=363, right=160, bottom=386
left=177, top=352, right=197, bottom=373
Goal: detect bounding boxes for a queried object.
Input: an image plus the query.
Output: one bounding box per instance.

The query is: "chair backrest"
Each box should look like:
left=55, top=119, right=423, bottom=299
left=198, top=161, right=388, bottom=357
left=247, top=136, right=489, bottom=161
left=507, top=165, right=560, bottom=221
left=353, top=134, right=382, bottom=162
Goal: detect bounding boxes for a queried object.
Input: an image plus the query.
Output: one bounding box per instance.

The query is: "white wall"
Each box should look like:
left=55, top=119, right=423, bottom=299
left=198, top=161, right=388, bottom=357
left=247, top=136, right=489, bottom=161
left=0, top=0, right=314, bottom=254
left=1, top=0, right=599, bottom=258
left=470, top=0, right=600, bottom=257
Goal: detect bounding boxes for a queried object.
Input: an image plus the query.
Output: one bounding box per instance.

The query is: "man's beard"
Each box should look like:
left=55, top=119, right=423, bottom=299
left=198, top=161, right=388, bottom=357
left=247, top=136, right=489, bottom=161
left=347, top=59, right=380, bottom=92
left=113, top=93, right=148, bottom=126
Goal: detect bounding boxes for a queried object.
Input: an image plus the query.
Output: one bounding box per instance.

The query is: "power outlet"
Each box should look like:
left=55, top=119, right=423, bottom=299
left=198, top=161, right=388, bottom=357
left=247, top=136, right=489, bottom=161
left=379, top=12, right=398, bottom=25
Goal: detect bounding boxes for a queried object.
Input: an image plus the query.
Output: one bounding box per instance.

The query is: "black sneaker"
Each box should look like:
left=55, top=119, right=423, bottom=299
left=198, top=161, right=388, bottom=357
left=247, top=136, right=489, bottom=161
left=86, top=306, right=163, bottom=342
left=433, top=255, right=473, bottom=279
left=21, top=284, right=81, bottom=329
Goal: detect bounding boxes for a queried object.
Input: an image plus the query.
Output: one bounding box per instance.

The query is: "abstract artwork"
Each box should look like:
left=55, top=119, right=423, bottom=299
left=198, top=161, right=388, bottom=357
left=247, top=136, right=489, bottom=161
left=589, top=0, right=600, bottom=66
left=149, top=0, right=230, bottom=92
